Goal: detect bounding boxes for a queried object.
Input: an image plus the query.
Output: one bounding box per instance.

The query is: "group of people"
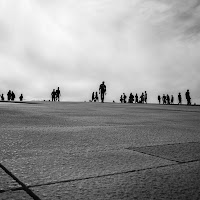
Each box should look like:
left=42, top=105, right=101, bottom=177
left=92, top=92, right=99, bottom=102
left=0, top=90, right=23, bottom=101
left=51, top=87, right=61, bottom=101
left=91, top=81, right=107, bottom=103
left=158, top=90, right=191, bottom=105
left=120, top=91, right=148, bottom=104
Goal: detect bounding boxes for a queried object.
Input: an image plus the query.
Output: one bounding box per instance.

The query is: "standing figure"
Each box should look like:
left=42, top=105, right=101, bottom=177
left=19, top=94, right=23, bottom=101
left=135, top=93, right=138, bottom=103
left=129, top=93, right=134, bottom=103
left=51, top=89, right=56, bottom=101
left=11, top=91, right=15, bottom=101
left=162, top=94, right=166, bottom=104
left=120, top=95, right=123, bottom=103
left=92, top=92, right=95, bottom=102
left=140, top=93, right=144, bottom=103
left=1, top=94, right=4, bottom=101
left=178, top=93, right=182, bottom=105
left=123, top=93, right=127, bottom=103
left=166, top=94, right=170, bottom=104
left=185, top=89, right=191, bottom=105
left=99, top=81, right=106, bottom=103
left=56, top=87, right=61, bottom=101
left=7, top=90, right=11, bottom=101
left=158, top=95, right=161, bottom=104
left=144, top=91, right=147, bottom=104
left=95, top=92, right=99, bottom=102
left=171, top=95, right=174, bottom=104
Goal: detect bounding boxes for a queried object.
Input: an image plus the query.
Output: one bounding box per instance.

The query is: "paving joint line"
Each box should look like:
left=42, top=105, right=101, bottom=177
left=27, top=159, right=199, bottom=189
left=0, top=163, right=41, bottom=200
left=0, top=187, right=24, bottom=194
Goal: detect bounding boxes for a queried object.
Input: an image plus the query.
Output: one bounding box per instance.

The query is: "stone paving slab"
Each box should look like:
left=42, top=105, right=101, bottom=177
left=31, top=161, right=200, bottom=200
left=0, top=168, right=20, bottom=192
left=2, top=149, right=175, bottom=187
left=0, top=190, right=33, bottom=200
left=128, top=142, right=200, bottom=162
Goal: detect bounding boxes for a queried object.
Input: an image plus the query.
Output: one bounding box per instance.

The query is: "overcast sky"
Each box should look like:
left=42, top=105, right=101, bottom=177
left=0, top=0, right=200, bottom=103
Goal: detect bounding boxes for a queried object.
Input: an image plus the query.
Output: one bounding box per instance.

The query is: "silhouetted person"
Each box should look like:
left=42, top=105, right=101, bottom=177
left=171, top=95, right=174, bottom=104
left=166, top=94, right=170, bottom=104
left=185, top=89, right=191, bottom=105
left=140, top=93, right=144, bottom=103
left=178, top=93, right=182, bottom=105
left=123, top=93, right=127, bottom=103
left=158, top=95, right=161, bottom=104
left=92, top=92, right=95, bottom=102
left=162, top=94, right=166, bottom=104
left=95, top=92, right=99, bottom=102
left=144, top=91, right=147, bottom=104
left=1, top=94, right=4, bottom=101
left=19, top=94, right=23, bottom=101
left=11, top=91, right=15, bottom=101
left=135, top=93, right=138, bottom=103
left=56, top=87, right=61, bottom=101
left=99, top=81, right=106, bottom=103
left=7, top=90, right=11, bottom=101
left=129, top=93, right=134, bottom=103
left=51, top=89, right=56, bottom=101
left=120, top=95, right=123, bottom=103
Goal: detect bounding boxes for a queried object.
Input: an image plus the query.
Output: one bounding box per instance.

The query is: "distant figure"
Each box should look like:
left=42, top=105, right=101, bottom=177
left=166, top=94, right=170, bottom=105
left=11, top=91, right=15, bottom=101
left=185, top=89, right=191, bottom=105
left=171, top=95, right=174, bottom=104
left=7, top=90, right=11, bottom=101
left=99, top=81, right=106, bottom=103
left=120, top=95, right=123, bottom=103
left=19, top=94, right=23, bottom=101
left=1, top=94, right=4, bottom=101
left=92, top=92, right=95, bottom=102
left=144, top=91, right=147, bottom=104
left=158, top=95, right=161, bottom=104
left=95, top=92, right=99, bottom=102
left=135, top=93, right=138, bottom=103
left=123, top=93, right=127, bottom=103
left=140, top=93, right=144, bottom=103
left=56, top=87, right=61, bottom=101
left=178, top=93, right=182, bottom=105
left=51, top=89, right=56, bottom=101
left=162, top=94, right=166, bottom=104
left=129, top=93, right=134, bottom=103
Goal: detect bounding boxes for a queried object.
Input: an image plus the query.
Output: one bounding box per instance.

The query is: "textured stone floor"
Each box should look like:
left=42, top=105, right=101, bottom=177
left=0, top=101, right=200, bottom=199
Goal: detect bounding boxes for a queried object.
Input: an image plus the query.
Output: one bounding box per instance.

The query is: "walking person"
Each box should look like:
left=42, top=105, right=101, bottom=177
left=144, top=91, right=147, bottom=104
left=185, top=89, right=191, bottom=105
left=56, top=87, right=61, bottom=101
left=158, top=95, right=161, bottom=104
left=51, top=89, right=56, bottom=101
left=11, top=91, right=15, bottom=101
left=1, top=94, right=4, bottom=101
left=178, top=93, right=182, bottom=105
left=171, top=95, right=174, bottom=104
left=99, top=81, right=106, bottom=103
left=135, top=93, right=138, bottom=103
left=123, top=93, right=127, bottom=103
left=92, top=92, right=95, bottom=102
left=7, top=90, right=11, bottom=101
left=19, top=94, right=23, bottom=101
left=95, top=92, right=99, bottom=102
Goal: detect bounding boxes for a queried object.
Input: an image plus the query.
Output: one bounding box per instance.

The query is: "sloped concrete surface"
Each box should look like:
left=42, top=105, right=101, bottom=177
left=0, top=102, right=200, bottom=199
